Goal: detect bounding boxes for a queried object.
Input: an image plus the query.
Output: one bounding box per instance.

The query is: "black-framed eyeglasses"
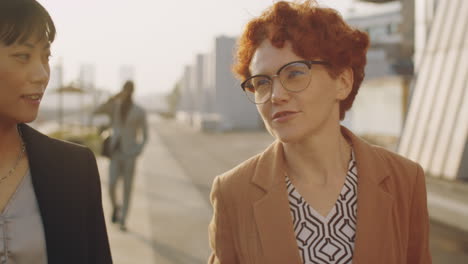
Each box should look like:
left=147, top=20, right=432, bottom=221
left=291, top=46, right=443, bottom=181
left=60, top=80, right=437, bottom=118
left=240, top=60, right=330, bottom=104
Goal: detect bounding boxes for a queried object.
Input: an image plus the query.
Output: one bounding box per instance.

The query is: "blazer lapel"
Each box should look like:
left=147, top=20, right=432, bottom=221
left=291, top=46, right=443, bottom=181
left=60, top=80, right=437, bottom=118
left=19, top=124, right=62, bottom=259
left=252, top=142, right=303, bottom=264
left=20, top=124, right=54, bottom=215
left=342, top=127, right=396, bottom=263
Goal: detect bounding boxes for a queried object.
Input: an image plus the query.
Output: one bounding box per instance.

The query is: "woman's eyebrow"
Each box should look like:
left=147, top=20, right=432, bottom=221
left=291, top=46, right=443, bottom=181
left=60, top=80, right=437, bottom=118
left=17, top=42, right=50, bottom=49
left=20, top=42, right=35, bottom=49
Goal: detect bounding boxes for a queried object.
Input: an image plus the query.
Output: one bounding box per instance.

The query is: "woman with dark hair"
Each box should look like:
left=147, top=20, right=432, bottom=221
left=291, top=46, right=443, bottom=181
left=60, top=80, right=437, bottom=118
left=0, top=0, right=112, bottom=263
left=208, top=1, right=431, bottom=263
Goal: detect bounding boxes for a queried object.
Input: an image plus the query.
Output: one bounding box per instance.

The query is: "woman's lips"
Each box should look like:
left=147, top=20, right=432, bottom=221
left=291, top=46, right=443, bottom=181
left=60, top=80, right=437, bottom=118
left=21, top=93, right=43, bottom=105
left=272, top=111, right=299, bottom=122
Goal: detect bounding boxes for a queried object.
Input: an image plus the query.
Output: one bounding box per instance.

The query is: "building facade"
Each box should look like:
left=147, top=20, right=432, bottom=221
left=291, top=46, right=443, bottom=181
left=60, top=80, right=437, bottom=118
left=344, top=2, right=406, bottom=150
left=398, top=0, right=467, bottom=181
left=176, top=36, right=261, bottom=131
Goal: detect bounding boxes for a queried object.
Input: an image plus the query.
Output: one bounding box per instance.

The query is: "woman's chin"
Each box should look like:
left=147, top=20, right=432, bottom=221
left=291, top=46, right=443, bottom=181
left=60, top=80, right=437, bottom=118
left=273, top=131, right=303, bottom=144
left=16, top=112, right=39, bottom=124
left=267, top=124, right=309, bottom=144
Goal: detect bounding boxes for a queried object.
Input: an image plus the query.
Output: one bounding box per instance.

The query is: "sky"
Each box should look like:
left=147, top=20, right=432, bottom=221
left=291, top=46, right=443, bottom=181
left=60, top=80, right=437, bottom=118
left=38, top=0, right=379, bottom=96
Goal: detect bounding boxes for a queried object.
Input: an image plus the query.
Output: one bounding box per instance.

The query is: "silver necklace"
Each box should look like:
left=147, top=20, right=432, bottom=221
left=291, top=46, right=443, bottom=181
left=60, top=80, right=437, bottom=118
left=0, top=127, right=26, bottom=183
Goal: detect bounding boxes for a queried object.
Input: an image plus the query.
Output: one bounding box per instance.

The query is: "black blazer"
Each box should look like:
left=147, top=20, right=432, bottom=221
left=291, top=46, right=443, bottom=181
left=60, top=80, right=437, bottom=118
left=20, top=124, right=112, bottom=264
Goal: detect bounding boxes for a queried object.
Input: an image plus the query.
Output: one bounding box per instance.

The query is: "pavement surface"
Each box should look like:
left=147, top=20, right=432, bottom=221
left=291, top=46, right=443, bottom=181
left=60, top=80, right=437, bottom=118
left=99, top=115, right=468, bottom=264
left=98, top=157, right=155, bottom=264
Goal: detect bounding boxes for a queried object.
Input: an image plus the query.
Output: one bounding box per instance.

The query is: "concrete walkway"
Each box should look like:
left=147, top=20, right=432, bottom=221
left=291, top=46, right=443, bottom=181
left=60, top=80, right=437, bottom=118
left=426, top=176, right=468, bottom=232
left=141, top=124, right=211, bottom=264
left=97, top=157, right=155, bottom=264
left=97, top=114, right=211, bottom=264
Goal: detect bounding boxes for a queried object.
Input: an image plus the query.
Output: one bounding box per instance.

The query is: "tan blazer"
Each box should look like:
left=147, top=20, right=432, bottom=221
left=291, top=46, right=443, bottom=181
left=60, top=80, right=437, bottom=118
left=208, top=127, right=432, bottom=264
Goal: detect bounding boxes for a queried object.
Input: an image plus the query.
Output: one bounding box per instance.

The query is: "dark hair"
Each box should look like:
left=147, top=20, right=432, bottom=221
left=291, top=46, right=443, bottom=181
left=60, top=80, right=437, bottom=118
left=234, top=0, right=369, bottom=120
left=123, top=80, right=135, bottom=94
left=0, top=0, right=56, bottom=46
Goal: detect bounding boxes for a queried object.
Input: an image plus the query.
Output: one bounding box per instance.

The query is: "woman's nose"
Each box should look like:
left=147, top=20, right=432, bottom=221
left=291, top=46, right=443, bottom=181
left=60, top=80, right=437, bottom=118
left=30, top=61, right=50, bottom=87
left=270, top=78, right=290, bottom=104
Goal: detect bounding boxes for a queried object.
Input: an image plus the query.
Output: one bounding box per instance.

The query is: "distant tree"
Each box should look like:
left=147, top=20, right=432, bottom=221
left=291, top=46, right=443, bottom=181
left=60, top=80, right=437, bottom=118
left=165, top=82, right=180, bottom=117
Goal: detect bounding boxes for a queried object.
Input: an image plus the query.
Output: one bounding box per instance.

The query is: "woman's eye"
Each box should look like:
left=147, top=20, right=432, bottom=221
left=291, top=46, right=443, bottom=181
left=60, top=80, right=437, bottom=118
left=288, top=71, right=305, bottom=78
left=256, top=79, right=270, bottom=87
left=14, top=53, right=30, bottom=61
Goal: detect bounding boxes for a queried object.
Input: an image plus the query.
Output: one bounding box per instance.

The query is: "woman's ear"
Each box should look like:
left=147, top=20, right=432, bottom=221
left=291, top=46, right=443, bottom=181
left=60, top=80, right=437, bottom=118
left=336, top=67, right=354, bottom=101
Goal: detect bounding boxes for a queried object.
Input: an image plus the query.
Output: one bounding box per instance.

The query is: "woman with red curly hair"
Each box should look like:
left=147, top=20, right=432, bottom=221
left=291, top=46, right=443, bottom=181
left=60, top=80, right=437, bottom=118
left=208, top=1, right=431, bottom=263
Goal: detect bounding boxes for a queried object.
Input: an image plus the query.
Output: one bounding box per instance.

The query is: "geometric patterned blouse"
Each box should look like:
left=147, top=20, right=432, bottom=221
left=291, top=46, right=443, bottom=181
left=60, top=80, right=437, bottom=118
left=286, top=150, right=358, bottom=264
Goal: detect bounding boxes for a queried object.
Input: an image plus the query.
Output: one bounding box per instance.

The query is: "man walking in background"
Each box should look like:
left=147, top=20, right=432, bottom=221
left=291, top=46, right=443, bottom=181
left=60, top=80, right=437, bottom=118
left=94, top=80, right=148, bottom=231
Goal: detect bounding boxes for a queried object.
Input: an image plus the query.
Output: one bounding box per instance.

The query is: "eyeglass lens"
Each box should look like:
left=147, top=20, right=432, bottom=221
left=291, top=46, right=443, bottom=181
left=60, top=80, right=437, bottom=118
left=244, top=62, right=312, bottom=104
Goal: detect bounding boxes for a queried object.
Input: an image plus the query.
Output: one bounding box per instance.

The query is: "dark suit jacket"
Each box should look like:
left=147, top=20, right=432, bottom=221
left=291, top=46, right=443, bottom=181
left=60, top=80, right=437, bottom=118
left=20, top=124, right=112, bottom=264
left=208, top=126, right=432, bottom=264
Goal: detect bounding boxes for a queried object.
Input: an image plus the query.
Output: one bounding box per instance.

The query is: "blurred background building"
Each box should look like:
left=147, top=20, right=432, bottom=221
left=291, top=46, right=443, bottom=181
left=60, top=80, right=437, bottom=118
left=357, top=0, right=467, bottom=183
left=175, top=36, right=261, bottom=131
left=358, top=0, right=468, bottom=233
left=398, top=0, right=467, bottom=182
left=344, top=1, right=406, bottom=149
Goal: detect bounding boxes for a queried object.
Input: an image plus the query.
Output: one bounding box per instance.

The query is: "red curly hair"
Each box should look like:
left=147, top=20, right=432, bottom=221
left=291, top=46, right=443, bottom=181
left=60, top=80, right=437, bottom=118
left=234, top=0, right=369, bottom=120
